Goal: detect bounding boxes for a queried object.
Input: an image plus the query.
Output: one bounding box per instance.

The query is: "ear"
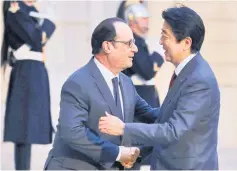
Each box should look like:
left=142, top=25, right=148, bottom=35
left=183, top=37, right=192, bottom=51
left=102, top=41, right=113, bottom=54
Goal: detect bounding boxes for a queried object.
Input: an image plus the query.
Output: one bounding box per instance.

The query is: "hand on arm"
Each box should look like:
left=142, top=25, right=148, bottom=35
left=99, top=112, right=125, bottom=136
left=99, top=113, right=140, bottom=168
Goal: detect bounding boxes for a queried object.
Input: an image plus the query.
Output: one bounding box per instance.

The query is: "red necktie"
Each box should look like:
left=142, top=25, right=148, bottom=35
left=169, top=72, right=177, bottom=89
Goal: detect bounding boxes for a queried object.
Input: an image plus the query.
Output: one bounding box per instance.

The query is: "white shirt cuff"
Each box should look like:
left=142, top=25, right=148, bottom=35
left=116, top=146, right=122, bottom=161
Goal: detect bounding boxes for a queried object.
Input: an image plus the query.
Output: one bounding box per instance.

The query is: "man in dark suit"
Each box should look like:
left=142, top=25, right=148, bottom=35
left=44, top=17, right=159, bottom=170
left=99, top=6, right=220, bottom=170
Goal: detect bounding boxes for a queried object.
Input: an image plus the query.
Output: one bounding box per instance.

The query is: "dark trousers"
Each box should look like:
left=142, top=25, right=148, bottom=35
left=14, top=143, right=31, bottom=170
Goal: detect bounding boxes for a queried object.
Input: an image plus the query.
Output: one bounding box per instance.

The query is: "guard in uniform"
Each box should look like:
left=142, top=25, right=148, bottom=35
left=1, top=1, right=56, bottom=170
left=123, top=3, right=164, bottom=109
left=122, top=3, right=164, bottom=168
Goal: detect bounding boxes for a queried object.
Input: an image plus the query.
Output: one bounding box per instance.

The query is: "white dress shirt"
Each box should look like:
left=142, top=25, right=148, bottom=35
left=175, top=53, right=197, bottom=76
left=94, top=58, right=124, bottom=115
left=94, top=58, right=124, bottom=161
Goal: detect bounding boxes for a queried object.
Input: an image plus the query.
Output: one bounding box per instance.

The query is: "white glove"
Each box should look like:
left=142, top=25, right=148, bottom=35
left=145, top=37, right=165, bottom=57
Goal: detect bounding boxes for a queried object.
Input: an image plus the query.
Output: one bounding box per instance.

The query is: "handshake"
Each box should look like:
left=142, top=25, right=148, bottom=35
left=118, top=146, right=140, bottom=169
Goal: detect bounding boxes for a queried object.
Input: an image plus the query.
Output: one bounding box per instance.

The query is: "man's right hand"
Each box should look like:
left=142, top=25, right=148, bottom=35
left=119, top=147, right=140, bottom=168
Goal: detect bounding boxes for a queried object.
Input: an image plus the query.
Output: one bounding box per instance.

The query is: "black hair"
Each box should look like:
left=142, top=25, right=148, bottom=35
left=91, top=17, right=125, bottom=55
left=162, top=5, right=205, bottom=53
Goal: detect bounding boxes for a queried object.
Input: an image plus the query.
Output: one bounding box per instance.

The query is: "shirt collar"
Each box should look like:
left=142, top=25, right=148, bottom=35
left=175, top=53, right=197, bottom=76
left=94, top=57, right=119, bottom=82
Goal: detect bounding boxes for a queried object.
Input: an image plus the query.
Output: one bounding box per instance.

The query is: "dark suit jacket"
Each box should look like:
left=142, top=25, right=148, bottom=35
left=44, top=58, right=158, bottom=170
left=123, top=53, right=220, bottom=170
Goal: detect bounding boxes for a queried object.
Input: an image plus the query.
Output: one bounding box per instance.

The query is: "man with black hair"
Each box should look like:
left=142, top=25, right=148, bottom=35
left=99, top=6, right=221, bottom=170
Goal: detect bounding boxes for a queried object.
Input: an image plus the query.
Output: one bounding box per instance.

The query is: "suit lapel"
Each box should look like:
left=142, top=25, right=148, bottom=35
left=88, top=58, right=118, bottom=116
left=119, top=74, right=130, bottom=123
left=159, top=74, right=187, bottom=114
left=158, top=53, right=201, bottom=121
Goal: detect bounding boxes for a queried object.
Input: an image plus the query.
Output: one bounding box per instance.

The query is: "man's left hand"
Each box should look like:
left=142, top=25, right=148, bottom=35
left=99, top=112, right=125, bottom=136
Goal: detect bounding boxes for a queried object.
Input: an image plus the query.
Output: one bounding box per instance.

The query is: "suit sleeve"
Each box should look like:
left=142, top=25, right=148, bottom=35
left=134, top=86, right=161, bottom=123
left=59, top=80, right=119, bottom=168
left=6, top=7, right=55, bottom=51
left=124, top=79, right=211, bottom=146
